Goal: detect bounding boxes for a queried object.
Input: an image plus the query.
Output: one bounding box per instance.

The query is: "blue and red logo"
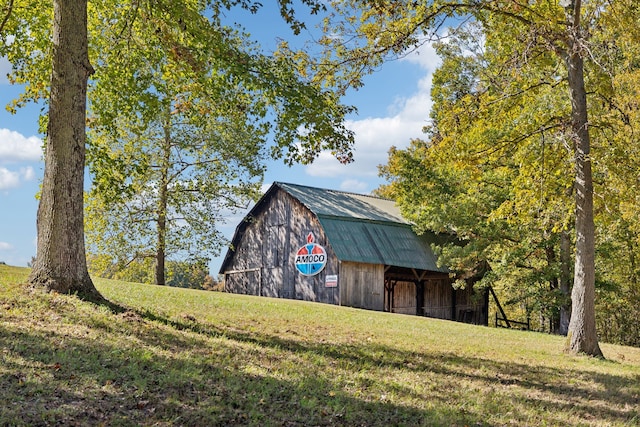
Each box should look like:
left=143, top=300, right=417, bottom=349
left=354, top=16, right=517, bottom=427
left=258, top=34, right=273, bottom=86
left=295, top=232, right=327, bottom=276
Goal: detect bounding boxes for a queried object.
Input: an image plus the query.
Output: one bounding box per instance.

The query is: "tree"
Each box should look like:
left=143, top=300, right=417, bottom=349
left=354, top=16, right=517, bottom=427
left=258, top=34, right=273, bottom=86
left=88, top=254, right=209, bottom=289
left=317, top=0, right=630, bottom=356
left=85, top=96, right=265, bottom=286
left=1, top=0, right=355, bottom=299
left=25, top=0, right=101, bottom=299
left=561, top=0, right=601, bottom=357
left=84, top=0, right=355, bottom=285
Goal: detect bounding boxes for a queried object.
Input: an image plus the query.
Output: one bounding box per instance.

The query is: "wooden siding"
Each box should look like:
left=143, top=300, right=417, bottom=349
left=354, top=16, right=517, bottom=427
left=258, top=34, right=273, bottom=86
left=224, top=188, right=340, bottom=305
left=423, top=278, right=454, bottom=319
left=339, top=261, right=384, bottom=311
left=384, top=276, right=487, bottom=324
left=224, top=268, right=260, bottom=295
left=388, top=281, right=415, bottom=315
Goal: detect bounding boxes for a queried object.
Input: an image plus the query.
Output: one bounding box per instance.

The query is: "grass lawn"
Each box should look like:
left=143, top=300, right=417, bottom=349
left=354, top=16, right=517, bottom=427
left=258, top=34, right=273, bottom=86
left=1, top=264, right=639, bottom=426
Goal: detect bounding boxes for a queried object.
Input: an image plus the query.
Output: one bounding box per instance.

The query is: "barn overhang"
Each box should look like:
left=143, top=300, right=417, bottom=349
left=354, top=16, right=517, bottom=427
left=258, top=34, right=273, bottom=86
left=383, top=265, right=450, bottom=282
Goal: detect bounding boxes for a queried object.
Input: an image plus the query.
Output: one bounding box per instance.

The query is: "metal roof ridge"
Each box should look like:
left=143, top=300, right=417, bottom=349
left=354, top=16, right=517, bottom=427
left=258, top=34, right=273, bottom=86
left=275, top=181, right=393, bottom=202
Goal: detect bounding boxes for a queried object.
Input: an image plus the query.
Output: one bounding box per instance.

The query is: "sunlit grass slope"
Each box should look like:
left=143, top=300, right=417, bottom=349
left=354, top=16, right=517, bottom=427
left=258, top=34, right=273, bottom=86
left=1, top=264, right=639, bottom=426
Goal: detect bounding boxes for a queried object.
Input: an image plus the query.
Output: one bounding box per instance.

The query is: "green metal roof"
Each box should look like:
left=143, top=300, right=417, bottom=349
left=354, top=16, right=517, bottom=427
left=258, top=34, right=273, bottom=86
left=276, top=182, right=408, bottom=224
left=277, top=182, right=448, bottom=273
left=318, top=217, right=447, bottom=272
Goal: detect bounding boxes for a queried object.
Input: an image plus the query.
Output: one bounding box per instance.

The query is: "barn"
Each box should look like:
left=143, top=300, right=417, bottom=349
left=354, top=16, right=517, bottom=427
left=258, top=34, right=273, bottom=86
left=219, top=182, right=488, bottom=325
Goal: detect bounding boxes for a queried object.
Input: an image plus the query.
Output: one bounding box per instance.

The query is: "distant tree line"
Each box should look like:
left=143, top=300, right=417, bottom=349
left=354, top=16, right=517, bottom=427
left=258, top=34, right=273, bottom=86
left=87, top=254, right=221, bottom=291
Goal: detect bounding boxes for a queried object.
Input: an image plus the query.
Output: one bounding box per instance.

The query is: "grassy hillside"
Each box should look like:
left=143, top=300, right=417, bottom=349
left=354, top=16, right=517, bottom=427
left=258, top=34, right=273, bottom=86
left=1, top=264, right=639, bottom=426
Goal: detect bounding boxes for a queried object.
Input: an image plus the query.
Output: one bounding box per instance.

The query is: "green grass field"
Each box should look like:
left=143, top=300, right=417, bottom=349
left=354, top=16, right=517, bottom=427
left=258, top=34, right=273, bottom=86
left=1, top=264, right=639, bottom=426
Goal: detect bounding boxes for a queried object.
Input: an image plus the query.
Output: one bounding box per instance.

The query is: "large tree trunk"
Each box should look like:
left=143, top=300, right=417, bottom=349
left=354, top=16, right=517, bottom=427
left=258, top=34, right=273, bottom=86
left=28, top=0, right=101, bottom=301
left=564, top=0, right=602, bottom=357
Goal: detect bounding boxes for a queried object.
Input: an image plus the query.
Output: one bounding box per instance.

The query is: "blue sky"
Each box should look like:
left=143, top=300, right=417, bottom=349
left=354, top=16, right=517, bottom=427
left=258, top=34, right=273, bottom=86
left=0, top=5, right=440, bottom=274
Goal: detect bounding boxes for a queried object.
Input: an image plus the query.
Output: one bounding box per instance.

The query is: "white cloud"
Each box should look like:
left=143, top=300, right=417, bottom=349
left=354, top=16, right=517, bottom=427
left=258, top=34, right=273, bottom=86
left=400, top=40, right=442, bottom=71
left=0, top=167, right=20, bottom=190
left=306, top=78, right=434, bottom=179
left=310, top=115, right=418, bottom=176
left=339, top=179, right=369, bottom=193
left=304, top=42, right=441, bottom=192
left=0, top=166, right=36, bottom=190
left=0, top=241, right=13, bottom=251
left=21, top=165, right=35, bottom=181
left=0, top=128, right=43, bottom=162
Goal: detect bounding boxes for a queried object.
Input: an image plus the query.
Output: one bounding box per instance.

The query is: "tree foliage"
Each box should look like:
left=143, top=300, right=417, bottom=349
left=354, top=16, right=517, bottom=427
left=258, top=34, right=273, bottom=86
left=82, top=1, right=358, bottom=284
left=88, top=253, right=209, bottom=290
left=84, top=9, right=266, bottom=284
left=317, top=0, right=640, bottom=355
left=1, top=0, right=356, bottom=294
left=378, top=17, right=577, bottom=334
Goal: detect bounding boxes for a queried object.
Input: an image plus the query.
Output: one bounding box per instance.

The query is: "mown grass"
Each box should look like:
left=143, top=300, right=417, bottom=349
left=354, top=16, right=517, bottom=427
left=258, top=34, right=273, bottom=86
left=1, top=264, right=639, bottom=426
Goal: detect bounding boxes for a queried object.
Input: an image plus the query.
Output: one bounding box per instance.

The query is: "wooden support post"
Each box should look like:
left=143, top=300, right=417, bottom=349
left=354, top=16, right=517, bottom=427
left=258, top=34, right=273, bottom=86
left=489, top=286, right=511, bottom=328
left=451, top=286, right=457, bottom=321
left=416, top=281, right=425, bottom=316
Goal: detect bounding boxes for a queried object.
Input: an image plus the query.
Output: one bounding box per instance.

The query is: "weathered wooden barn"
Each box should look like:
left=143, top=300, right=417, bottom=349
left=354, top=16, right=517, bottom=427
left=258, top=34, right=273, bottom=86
left=220, top=182, right=488, bottom=325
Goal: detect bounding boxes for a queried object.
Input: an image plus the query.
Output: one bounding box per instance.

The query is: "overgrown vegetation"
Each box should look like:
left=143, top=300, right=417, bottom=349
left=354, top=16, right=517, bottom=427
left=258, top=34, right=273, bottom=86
left=87, top=255, right=218, bottom=290
left=367, top=2, right=640, bottom=350
left=1, top=264, right=639, bottom=425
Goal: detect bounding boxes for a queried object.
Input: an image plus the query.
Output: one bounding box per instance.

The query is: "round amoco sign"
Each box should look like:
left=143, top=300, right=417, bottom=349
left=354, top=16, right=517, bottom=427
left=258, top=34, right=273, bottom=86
left=294, top=232, right=327, bottom=276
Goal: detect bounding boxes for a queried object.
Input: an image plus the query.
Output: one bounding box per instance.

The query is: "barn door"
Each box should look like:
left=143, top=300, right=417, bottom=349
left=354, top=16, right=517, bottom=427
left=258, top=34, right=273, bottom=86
left=346, top=264, right=384, bottom=311
left=263, top=224, right=285, bottom=297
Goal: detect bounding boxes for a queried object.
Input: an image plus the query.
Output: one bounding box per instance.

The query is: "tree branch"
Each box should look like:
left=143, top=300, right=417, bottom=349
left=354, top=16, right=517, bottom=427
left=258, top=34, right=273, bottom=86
left=0, top=0, right=14, bottom=35
left=474, top=119, right=566, bottom=158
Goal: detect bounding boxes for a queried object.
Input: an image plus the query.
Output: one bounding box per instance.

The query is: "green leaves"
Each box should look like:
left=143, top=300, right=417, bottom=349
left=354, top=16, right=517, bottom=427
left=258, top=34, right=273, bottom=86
left=66, top=0, right=359, bottom=280
left=373, top=2, right=603, bottom=333
left=375, top=2, right=640, bottom=341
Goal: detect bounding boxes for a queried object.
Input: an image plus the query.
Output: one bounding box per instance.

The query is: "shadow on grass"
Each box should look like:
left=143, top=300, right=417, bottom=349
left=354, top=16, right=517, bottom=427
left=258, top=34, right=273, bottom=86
left=1, top=297, right=638, bottom=426
left=0, top=313, right=459, bottom=426
left=129, top=309, right=640, bottom=426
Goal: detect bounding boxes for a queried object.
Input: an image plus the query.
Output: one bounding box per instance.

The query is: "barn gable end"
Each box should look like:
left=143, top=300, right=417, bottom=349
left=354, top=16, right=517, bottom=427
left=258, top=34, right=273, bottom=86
left=221, top=185, right=339, bottom=304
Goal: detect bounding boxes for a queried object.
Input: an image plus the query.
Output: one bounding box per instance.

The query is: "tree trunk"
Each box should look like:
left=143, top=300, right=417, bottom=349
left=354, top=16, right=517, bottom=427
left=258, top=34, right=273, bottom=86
left=545, top=243, right=559, bottom=334
left=155, top=111, right=172, bottom=286
left=156, top=195, right=166, bottom=286
left=28, top=0, right=101, bottom=301
left=558, top=229, right=572, bottom=336
left=564, top=0, right=603, bottom=357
